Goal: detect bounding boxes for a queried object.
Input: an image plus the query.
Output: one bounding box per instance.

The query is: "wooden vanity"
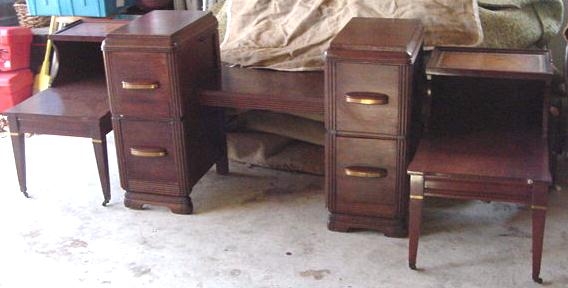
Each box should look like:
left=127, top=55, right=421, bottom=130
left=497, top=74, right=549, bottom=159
left=102, top=11, right=425, bottom=236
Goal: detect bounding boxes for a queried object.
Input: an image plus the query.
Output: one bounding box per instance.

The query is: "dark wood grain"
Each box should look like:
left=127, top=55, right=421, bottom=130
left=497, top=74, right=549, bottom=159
left=198, top=65, right=324, bottom=114
left=427, top=47, right=553, bottom=80
left=104, top=10, right=226, bottom=214
left=5, top=20, right=120, bottom=206
left=51, top=19, right=129, bottom=42
left=325, top=18, right=424, bottom=237
left=408, top=47, right=553, bottom=283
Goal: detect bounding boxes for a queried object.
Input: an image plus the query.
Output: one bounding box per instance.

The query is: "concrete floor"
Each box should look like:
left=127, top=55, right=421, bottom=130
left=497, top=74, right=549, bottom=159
left=1, top=131, right=567, bottom=288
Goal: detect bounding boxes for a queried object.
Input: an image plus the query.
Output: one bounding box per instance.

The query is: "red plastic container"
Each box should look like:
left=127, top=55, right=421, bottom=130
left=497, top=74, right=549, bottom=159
left=0, top=69, right=33, bottom=112
left=0, top=26, right=33, bottom=72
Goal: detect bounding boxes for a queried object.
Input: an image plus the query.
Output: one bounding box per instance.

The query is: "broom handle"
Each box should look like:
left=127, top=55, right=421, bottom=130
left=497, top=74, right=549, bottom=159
left=40, top=16, right=57, bottom=72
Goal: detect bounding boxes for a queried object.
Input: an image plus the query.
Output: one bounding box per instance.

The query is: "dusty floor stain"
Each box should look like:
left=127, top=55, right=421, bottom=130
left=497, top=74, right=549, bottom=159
left=230, top=269, right=242, bottom=277
left=66, top=239, right=88, bottom=248
left=299, top=269, right=331, bottom=280
left=129, top=263, right=152, bottom=277
left=22, top=230, right=41, bottom=238
left=498, top=226, right=530, bottom=238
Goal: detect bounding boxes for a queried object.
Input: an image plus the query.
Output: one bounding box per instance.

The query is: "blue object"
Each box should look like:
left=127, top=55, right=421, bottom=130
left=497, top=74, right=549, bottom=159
left=26, top=0, right=136, bottom=17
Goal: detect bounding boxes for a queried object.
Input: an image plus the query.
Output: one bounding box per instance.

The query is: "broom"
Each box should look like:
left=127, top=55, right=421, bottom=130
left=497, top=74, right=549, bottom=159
left=33, top=16, right=56, bottom=93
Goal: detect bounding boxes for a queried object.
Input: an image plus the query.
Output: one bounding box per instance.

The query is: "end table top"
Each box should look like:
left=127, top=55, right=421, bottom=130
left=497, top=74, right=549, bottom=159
left=426, top=47, right=553, bottom=80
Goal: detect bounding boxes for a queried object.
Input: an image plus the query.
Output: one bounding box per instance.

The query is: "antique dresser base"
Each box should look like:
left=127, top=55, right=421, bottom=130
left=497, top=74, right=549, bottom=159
left=328, top=213, right=406, bottom=237
left=124, top=191, right=193, bottom=215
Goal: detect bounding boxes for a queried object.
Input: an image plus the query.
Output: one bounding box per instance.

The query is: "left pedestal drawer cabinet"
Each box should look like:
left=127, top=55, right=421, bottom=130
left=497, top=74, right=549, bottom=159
left=103, top=10, right=227, bottom=214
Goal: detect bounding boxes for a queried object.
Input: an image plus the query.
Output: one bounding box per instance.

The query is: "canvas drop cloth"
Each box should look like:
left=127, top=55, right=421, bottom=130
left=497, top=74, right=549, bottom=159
left=220, top=0, right=483, bottom=71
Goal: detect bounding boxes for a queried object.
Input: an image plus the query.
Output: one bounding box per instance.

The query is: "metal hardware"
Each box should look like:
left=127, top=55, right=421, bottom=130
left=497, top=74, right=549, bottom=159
left=121, top=81, right=159, bottom=90
left=527, top=179, right=534, bottom=185
left=410, top=195, right=424, bottom=200
left=344, top=166, right=387, bottom=178
left=345, top=92, right=388, bottom=105
left=130, top=147, right=167, bottom=158
left=531, top=205, right=547, bottom=211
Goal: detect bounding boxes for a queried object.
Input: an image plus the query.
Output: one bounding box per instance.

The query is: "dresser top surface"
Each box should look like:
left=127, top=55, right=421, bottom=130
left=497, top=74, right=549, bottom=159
left=329, top=17, right=423, bottom=60
left=106, top=10, right=212, bottom=38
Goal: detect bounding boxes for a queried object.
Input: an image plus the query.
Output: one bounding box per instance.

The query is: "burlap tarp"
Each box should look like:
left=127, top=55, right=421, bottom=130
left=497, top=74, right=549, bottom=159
left=220, top=0, right=483, bottom=71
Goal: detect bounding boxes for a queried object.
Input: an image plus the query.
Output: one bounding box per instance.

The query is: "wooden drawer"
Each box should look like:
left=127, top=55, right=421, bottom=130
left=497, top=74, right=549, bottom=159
left=334, top=62, right=401, bottom=135
left=114, top=118, right=185, bottom=196
left=106, top=51, right=175, bottom=118
left=332, top=136, right=399, bottom=217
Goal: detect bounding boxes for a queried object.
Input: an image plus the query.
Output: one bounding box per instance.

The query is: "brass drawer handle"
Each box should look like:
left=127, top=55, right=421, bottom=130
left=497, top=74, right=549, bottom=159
left=122, top=81, right=160, bottom=90
left=345, top=92, right=389, bottom=105
left=130, top=147, right=167, bottom=158
left=344, top=166, right=388, bottom=178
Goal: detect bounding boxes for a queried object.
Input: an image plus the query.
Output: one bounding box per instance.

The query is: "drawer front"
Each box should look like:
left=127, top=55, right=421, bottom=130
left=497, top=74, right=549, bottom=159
left=116, top=119, right=184, bottom=196
left=107, top=52, right=174, bottom=118
left=333, top=136, right=399, bottom=217
left=334, top=62, right=401, bottom=135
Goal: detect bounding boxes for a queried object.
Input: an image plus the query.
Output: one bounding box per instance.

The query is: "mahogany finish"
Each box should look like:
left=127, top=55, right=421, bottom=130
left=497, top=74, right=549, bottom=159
left=199, top=65, right=324, bottom=114
left=325, top=18, right=424, bottom=237
left=6, top=19, right=127, bottom=206
left=103, top=10, right=227, bottom=214
left=407, top=47, right=553, bottom=283
left=127, top=16, right=422, bottom=225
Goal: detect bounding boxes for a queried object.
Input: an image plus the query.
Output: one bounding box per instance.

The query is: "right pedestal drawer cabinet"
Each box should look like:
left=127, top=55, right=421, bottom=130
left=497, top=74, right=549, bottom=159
left=325, top=18, right=424, bottom=237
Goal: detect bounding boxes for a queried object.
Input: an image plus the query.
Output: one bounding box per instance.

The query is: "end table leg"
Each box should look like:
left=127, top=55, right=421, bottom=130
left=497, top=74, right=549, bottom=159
left=531, top=204, right=547, bottom=283
left=93, top=137, right=111, bottom=206
left=10, top=131, right=28, bottom=197
left=7, top=114, right=28, bottom=198
left=409, top=174, right=425, bottom=270
left=216, top=109, right=229, bottom=175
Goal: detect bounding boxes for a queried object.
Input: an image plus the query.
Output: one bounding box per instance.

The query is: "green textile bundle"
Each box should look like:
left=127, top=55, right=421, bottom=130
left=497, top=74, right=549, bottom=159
left=477, top=0, right=564, bottom=48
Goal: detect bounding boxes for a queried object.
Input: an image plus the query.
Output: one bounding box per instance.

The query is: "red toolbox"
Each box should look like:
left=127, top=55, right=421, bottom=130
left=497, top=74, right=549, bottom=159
left=0, top=69, right=33, bottom=112
left=1, top=27, right=33, bottom=72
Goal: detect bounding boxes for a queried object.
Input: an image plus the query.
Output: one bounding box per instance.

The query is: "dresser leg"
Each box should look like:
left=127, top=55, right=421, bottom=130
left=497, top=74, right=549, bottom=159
left=124, top=191, right=193, bottom=214
left=169, top=199, right=194, bottom=215
left=327, top=213, right=407, bottom=237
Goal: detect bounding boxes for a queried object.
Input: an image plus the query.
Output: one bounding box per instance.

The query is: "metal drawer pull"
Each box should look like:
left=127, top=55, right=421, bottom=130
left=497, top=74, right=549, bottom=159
left=345, top=92, right=389, bottom=105
left=344, top=166, right=388, bottom=178
left=130, top=147, right=167, bottom=158
left=121, top=81, right=160, bottom=90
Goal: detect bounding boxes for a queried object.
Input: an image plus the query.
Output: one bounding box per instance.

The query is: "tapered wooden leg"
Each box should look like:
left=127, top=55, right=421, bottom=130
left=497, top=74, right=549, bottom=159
left=531, top=205, right=547, bottom=284
left=408, top=174, right=425, bottom=270
left=216, top=148, right=229, bottom=175
left=8, top=117, right=28, bottom=197
left=92, top=137, right=111, bottom=206
left=216, top=109, right=229, bottom=175
left=531, top=183, right=549, bottom=284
